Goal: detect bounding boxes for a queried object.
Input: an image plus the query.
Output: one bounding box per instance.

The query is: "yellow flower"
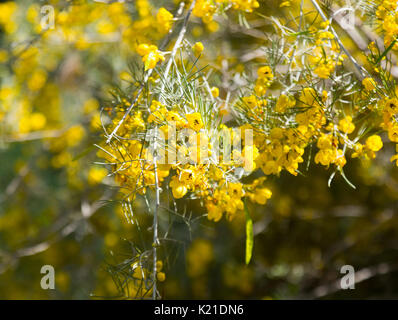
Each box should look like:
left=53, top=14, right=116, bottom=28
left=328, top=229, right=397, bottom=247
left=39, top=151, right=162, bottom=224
left=96, top=21, right=116, bottom=34
left=186, top=112, right=204, bottom=132
left=136, top=43, right=152, bottom=56
left=157, top=272, right=166, bottom=282
left=231, top=0, right=259, bottom=12
left=136, top=44, right=165, bottom=71
left=280, top=1, right=291, bottom=7
left=317, top=134, right=333, bottom=149
left=300, top=87, right=319, bottom=107
left=385, top=98, right=398, bottom=115
left=242, top=95, right=257, bottom=108
left=170, top=176, right=188, bottom=199
left=166, top=111, right=186, bottom=128
left=261, top=160, right=282, bottom=175
left=206, top=202, right=223, bottom=222
left=388, top=125, right=398, bottom=142
left=275, top=94, right=295, bottom=113
left=193, top=0, right=216, bottom=23
left=314, top=64, right=333, bottom=79
left=366, top=135, right=383, bottom=152
left=391, top=145, right=398, bottom=166
left=30, top=113, right=47, bottom=131
left=351, top=143, right=363, bottom=158
left=156, top=260, right=163, bottom=271
left=335, top=149, right=346, bottom=167
left=211, top=86, right=219, bottom=98
left=249, top=188, right=272, bottom=205
left=228, top=182, right=243, bottom=198
left=192, top=42, right=204, bottom=55
left=338, top=116, right=355, bottom=134
left=257, top=66, right=273, bottom=80
left=314, top=149, right=335, bottom=166
left=28, top=69, right=47, bottom=91
left=391, top=154, right=398, bottom=166
left=156, top=8, right=173, bottom=33
left=362, top=77, right=377, bottom=91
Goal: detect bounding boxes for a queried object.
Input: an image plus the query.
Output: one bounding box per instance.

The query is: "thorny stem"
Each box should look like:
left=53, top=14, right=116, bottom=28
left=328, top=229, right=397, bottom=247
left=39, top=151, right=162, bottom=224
left=310, top=0, right=368, bottom=80
left=160, top=0, right=196, bottom=103
left=106, top=2, right=187, bottom=144
left=152, top=1, right=196, bottom=298
left=152, top=127, right=160, bottom=300
left=106, top=70, right=153, bottom=144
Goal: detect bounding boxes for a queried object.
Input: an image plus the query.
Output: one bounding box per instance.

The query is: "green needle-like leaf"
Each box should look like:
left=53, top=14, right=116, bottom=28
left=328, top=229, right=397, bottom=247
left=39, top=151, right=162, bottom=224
left=244, top=199, right=254, bottom=265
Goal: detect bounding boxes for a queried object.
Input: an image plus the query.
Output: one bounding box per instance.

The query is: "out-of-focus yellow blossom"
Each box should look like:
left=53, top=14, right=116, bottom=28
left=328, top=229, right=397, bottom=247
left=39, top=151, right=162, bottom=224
left=211, top=87, right=219, bottom=98
left=157, top=272, right=166, bottom=282
left=366, top=135, right=383, bottom=152
left=156, top=8, right=173, bottom=33
left=187, top=239, right=213, bottom=277
left=193, top=0, right=216, bottom=23
left=88, top=166, right=108, bottom=185
left=193, top=42, right=204, bottom=55
left=0, top=2, right=17, bottom=34
left=28, top=69, right=47, bottom=91
left=0, top=50, right=8, bottom=63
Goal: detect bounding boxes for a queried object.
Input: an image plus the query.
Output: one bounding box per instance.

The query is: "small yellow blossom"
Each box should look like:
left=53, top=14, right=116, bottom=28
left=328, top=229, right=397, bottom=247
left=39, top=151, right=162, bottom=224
left=156, top=8, right=173, bottom=33
left=338, top=116, right=355, bottom=134
left=186, top=112, right=204, bottom=132
left=362, top=77, right=377, bottom=91
left=257, top=66, right=273, bottom=80
left=136, top=44, right=165, bottom=70
left=366, top=135, right=383, bottom=152
left=192, top=42, right=204, bottom=55
left=211, top=86, right=219, bottom=98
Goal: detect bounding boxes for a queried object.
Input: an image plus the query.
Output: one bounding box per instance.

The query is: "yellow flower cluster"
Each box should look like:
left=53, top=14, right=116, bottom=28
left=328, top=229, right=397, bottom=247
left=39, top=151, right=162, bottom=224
left=137, top=44, right=165, bottom=70
left=381, top=97, right=398, bottom=165
left=156, top=8, right=174, bottom=33
left=308, top=27, right=344, bottom=79
left=238, top=72, right=389, bottom=180
left=192, top=0, right=260, bottom=24
left=101, top=89, right=272, bottom=222
left=376, top=0, right=398, bottom=48
left=255, top=66, right=274, bottom=96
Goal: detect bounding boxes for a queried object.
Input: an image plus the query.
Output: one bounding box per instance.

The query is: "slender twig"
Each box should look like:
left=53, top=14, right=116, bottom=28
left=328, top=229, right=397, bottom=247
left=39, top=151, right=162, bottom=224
left=106, top=2, right=187, bottom=144
left=0, top=191, right=113, bottom=274
left=160, top=0, right=196, bottom=103
left=3, top=129, right=67, bottom=143
left=309, top=262, right=398, bottom=299
left=152, top=128, right=160, bottom=300
left=310, top=0, right=368, bottom=80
